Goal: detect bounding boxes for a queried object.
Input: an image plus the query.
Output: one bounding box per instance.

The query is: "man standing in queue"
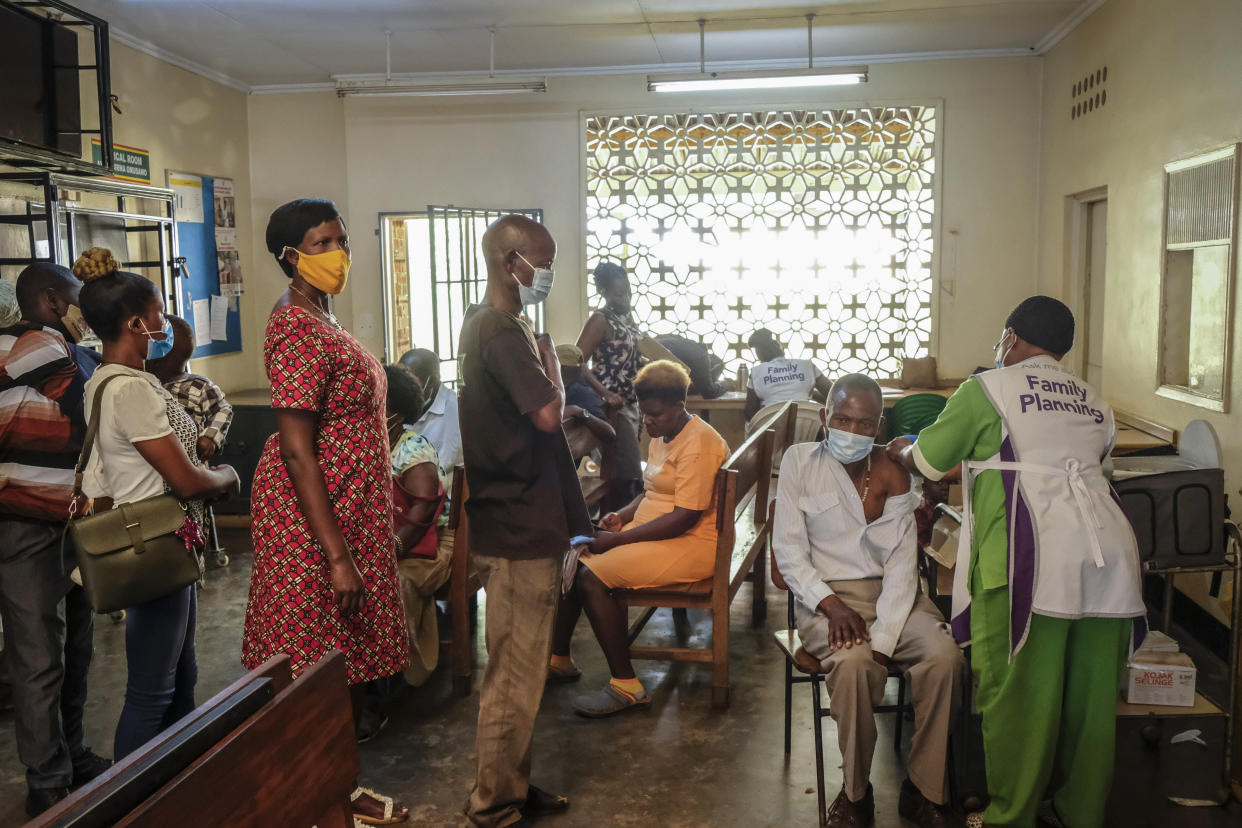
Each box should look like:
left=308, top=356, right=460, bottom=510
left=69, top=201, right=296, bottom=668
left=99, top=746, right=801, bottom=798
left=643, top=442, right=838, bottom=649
left=459, top=215, right=593, bottom=827
left=887, top=296, right=1146, bottom=828
left=0, top=264, right=110, bottom=816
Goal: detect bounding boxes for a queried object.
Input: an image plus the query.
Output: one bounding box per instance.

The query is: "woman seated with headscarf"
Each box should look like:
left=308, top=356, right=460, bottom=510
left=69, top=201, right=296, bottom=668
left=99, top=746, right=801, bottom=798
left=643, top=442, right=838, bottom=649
left=384, top=365, right=453, bottom=688
left=550, top=360, right=729, bottom=717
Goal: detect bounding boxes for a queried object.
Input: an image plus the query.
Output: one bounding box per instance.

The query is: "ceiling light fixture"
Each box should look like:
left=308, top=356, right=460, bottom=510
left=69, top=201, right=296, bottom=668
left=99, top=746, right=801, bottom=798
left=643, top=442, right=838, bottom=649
left=336, top=78, right=547, bottom=97
left=648, top=16, right=867, bottom=93
left=336, top=26, right=547, bottom=98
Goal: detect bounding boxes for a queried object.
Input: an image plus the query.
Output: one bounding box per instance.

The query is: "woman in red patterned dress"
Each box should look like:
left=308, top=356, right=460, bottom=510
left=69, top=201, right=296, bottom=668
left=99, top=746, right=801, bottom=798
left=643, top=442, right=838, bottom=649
left=243, top=199, right=409, bottom=825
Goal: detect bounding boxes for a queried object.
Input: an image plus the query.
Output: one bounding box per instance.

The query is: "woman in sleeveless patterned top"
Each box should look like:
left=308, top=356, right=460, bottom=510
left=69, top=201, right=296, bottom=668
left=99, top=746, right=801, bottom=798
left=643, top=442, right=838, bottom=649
left=77, top=261, right=240, bottom=760
left=576, top=263, right=645, bottom=509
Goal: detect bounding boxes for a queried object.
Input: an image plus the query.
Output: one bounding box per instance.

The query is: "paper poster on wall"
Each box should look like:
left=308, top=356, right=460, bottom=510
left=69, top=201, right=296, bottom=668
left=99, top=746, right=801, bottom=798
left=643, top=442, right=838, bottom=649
left=210, top=295, right=229, bottom=341
left=170, top=174, right=204, bottom=223
left=213, top=177, right=236, bottom=252
left=217, top=249, right=243, bottom=296
left=168, top=170, right=242, bottom=358
left=192, top=299, right=211, bottom=347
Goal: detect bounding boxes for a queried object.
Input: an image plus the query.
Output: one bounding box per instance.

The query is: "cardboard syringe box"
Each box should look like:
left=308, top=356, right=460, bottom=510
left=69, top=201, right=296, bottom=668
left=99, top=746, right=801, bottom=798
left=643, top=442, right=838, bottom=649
left=1124, top=651, right=1197, bottom=707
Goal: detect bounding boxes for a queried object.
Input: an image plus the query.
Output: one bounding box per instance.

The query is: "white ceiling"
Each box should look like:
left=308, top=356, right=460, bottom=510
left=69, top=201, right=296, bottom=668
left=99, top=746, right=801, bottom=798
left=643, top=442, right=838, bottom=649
left=67, top=0, right=1098, bottom=91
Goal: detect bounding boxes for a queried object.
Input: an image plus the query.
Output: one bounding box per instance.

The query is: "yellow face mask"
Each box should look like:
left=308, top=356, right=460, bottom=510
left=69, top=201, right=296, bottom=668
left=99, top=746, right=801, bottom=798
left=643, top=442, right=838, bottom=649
left=285, top=247, right=350, bottom=295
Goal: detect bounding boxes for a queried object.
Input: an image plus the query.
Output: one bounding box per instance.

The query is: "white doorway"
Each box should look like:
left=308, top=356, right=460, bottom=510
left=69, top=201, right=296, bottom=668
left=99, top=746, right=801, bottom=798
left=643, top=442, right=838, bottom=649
left=1067, top=187, right=1108, bottom=387
left=1084, top=200, right=1107, bottom=387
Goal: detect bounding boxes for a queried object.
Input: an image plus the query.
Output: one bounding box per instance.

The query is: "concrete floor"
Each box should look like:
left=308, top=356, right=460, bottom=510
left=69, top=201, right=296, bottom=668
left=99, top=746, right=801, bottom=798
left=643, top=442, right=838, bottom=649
left=1, top=528, right=1239, bottom=827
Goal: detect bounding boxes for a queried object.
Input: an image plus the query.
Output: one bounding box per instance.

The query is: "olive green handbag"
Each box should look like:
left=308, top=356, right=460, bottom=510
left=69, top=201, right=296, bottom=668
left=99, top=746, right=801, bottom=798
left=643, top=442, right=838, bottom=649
left=64, top=373, right=202, bottom=613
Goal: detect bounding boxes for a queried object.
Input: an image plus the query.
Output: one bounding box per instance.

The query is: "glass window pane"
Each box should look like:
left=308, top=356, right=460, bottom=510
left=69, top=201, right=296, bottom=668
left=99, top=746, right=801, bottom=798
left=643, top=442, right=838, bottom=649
left=1161, top=244, right=1230, bottom=398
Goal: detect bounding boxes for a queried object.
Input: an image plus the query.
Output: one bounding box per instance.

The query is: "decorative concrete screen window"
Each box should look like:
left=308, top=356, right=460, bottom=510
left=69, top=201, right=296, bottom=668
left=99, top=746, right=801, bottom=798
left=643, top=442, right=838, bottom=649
left=584, top=107, right=937, bottom=380
left=1157, top=145, right=1240, bottom=411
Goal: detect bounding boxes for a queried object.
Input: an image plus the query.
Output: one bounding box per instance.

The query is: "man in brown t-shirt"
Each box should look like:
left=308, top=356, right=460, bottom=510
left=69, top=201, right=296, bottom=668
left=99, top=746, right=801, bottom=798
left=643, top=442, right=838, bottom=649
left=459, top=215, right=591, bottom=828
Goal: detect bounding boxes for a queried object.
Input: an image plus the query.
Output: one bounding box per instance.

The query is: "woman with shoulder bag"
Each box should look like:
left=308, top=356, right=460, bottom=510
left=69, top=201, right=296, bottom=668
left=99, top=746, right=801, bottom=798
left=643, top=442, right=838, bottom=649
left=75, top=250, right=239, bottom=758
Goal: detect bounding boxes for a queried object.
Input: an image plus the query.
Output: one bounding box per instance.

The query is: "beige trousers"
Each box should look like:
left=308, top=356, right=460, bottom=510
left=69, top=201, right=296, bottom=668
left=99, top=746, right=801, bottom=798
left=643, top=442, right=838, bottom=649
left=395, top=528, right=454, bottom=687
left=466, top=554, right=560, bottom=828
left=796, top=579, right=965, bottom=805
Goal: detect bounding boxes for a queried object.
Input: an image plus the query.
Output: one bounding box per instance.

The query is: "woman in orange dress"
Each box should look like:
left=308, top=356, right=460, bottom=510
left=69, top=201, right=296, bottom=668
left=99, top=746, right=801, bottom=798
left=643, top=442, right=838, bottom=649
left=242, top=198, right=409, bottom=825
left=550, top=360, right=729, bottom=717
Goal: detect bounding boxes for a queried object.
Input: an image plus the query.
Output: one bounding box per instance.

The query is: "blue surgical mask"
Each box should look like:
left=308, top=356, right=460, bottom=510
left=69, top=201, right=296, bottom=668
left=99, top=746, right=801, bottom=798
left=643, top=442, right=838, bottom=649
left=826, top=428, right=874, bottom=465
left=140, top=317, right=174, bottom=361
left=515, top=251, right=555, bottom=306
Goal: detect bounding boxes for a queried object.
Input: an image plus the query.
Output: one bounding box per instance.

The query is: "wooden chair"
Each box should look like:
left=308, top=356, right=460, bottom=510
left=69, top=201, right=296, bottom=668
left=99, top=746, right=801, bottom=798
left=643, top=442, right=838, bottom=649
left=439, top=450, right=615, bottom=697
left=614, top=421, right=776, bottom=709
left=32, top=652, right=358, bottom=827
left=440, top=464, right=481, bottom=697
left=769, top=502, right=913, bottom=827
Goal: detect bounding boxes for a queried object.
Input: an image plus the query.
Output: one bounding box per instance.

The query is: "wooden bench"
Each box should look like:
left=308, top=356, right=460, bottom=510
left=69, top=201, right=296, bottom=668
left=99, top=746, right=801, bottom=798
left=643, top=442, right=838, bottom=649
left=440, top=464, right=481, bottom=697
left=565, top=420, right=609, bottom=509
left=616, top=419, right=778, bottom=708
left=765, top=401, right=803, bottom=473
left=31, top=652, right=357, bottom=827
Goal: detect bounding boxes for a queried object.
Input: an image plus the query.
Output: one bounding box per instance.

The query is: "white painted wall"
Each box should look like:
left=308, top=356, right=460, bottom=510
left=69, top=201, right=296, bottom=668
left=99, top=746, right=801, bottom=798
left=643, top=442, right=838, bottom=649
left=106, top=43, right=261, bottom=391
left=245, top=91, right=351, bottom=371
left=1036, top=0, right=1242, bottom=622
left=247, top=57, right=1043, bottom=379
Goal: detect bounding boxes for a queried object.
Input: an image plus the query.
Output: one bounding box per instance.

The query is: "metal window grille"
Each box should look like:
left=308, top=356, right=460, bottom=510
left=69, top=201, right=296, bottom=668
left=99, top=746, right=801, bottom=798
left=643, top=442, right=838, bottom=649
left=585, top=107, right=937, bottom=378
left=383, top=206, right=542, bottom=387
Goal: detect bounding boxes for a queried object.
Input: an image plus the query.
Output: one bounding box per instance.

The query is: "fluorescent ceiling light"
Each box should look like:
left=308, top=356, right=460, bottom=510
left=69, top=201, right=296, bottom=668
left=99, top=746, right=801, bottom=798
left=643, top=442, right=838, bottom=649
left=648, top=66, right=867, bottom=93
left=336, top=77, right=547, bottom=97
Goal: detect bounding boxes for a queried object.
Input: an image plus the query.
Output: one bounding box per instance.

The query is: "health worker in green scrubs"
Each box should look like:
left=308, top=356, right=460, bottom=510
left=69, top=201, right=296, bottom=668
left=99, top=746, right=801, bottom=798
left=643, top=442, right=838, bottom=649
left=888, top=296, right=1146, bottom=828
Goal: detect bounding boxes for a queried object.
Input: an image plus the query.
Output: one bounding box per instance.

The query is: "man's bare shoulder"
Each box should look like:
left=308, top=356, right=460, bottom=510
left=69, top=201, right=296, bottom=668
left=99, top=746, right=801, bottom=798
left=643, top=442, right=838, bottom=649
left=869, top=445, right=911, bottom=496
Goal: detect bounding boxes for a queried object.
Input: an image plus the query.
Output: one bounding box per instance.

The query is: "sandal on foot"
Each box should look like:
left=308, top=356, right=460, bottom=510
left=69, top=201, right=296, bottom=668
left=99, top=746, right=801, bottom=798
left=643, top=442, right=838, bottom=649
left=350, top=786, right=408, bottom=825
left=572, top=684, right=651, bottom=718
left=355, top=710, right=390, bottom=744
left=546, top=662, right=582, bottom=683
left=523, top=784, right=569, bottom=817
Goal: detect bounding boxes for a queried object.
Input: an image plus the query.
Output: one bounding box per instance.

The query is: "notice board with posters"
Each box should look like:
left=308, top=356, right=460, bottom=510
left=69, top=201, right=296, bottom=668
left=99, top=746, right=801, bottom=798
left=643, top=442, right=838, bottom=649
left=167, top=170, right=243, bottom=358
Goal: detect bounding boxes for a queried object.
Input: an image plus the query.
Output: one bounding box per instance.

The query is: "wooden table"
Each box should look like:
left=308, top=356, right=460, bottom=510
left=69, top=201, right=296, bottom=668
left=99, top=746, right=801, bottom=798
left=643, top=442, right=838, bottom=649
left=1113, top=410, right=1176, bottom=456
left=684, top=392, right=748, bottom=449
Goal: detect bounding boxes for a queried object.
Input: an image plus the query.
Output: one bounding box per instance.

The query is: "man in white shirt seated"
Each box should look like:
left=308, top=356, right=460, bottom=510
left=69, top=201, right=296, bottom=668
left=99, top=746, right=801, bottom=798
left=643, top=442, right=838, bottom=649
left=399, top=348, right=462, bottom=478
left=773, top=374, right=965, bottom=828
left=744, top=328, right=832, bottom=420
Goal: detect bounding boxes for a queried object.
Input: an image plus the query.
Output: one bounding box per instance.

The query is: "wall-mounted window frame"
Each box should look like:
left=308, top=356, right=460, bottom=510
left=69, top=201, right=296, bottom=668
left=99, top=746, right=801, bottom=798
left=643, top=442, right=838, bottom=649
left=1155, top=144, right=1240, bottom=412
left=380, top=206, right=543, bottom=386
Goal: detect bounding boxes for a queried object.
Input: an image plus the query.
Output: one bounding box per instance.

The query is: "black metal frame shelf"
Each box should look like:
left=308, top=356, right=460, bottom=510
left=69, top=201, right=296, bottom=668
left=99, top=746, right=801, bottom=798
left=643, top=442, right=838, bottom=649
left=0, top=172, right=180, bottom=314
left=1138, top=524, right=1242, bottom=791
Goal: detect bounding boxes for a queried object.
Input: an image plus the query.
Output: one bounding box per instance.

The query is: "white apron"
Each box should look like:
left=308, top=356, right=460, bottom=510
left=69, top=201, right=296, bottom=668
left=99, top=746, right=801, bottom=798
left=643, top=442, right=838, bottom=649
left=950, top=356, right=1146, bottom=655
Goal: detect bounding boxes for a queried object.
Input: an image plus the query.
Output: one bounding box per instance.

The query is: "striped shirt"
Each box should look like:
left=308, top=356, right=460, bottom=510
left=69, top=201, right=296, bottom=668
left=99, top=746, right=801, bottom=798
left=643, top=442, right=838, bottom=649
left=163, top=372, right=234, bottom=449
left=0, top=323, right=93, bottom=520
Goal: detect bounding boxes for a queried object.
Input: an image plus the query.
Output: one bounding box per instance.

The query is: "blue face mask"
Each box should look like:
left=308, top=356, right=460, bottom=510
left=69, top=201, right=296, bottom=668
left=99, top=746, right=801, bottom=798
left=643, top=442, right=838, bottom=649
left=140, top=317, right=174, bottom=361
left=826, top=427, right=874, bottom=465
left=515, top=251, right=555, bottom=306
